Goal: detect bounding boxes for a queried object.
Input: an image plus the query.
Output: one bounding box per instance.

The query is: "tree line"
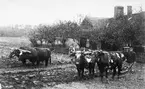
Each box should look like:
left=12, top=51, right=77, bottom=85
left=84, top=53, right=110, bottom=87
left=29, top=11, right=145, bottom=51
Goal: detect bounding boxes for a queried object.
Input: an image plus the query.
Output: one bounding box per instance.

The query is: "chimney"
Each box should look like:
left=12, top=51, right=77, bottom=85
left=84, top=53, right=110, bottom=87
left=114, top=6, right=124, bottom=19
left=127, top=6, right=132, bottom=17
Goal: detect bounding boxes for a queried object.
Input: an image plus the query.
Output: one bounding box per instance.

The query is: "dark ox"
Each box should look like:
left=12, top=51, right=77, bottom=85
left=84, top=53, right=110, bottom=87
left=71, top=51, right=96, bottom=79
left=34, top=47, right=51, bottom=66
left=9, top=47, right=51, bottom=66
left=95, top=51, right=126, bottom=81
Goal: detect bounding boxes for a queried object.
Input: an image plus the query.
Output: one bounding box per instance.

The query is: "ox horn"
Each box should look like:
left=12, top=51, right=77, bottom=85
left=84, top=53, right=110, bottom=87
left=19, top=49, right=31, bottom=53
left=19, top=49, right=31, bottom=56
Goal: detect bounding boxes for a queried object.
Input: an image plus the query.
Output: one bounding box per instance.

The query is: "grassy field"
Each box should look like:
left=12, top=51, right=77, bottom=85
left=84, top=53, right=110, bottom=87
left=0, top=37, right=31, bottom=47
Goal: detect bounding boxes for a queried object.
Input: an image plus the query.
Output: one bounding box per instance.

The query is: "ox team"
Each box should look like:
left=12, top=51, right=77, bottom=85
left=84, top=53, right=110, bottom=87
left=9, top=46, right=51, bottom=66
left=9, top=46, right=136, bottom=81
left=70, top=47, right=136, bottom=81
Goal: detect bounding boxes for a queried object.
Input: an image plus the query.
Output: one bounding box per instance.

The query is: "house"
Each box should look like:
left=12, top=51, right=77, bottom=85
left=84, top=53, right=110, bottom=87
left=80, top=6, right=145, bottom=50
left=81, top=6, right=145, bottom=30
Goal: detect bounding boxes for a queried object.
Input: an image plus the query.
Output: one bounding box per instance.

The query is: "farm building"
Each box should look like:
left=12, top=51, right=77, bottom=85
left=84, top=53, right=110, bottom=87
left=80, top=6, right=145, bottom=51
left=81, top=6, right=145, bottom=30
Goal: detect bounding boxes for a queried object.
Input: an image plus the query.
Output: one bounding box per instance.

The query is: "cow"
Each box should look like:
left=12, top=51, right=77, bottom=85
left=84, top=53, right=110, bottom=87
left=19, top=47, right=38, bottom=65
left=71, top=50, right=96, bottom=79
left=9, top=48, right=32, bottom=64
left=94, top=50, right=126, bottom=81
left=9, top=47, right=51, bottom=66
left=9, top=47, right=38, bottom=65
left=109, top=51, right=127, bottom=79
left=34, top=47, right=51, bottom=66
left=94, top=50, right=111, bottom=81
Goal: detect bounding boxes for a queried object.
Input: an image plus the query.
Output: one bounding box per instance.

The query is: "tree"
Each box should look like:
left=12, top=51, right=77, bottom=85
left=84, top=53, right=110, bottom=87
left=28, top=21, right=81, bottom=47
left=100, top=11, right=145, bottom=50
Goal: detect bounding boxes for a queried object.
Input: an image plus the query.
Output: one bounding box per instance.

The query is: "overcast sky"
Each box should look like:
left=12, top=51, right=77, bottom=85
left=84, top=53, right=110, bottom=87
left=0, top=0, right=144, bottom=26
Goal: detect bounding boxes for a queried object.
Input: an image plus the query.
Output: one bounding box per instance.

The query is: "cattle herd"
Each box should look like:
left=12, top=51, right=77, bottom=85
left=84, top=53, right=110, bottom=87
left=9, top=46, right=136, bottom=82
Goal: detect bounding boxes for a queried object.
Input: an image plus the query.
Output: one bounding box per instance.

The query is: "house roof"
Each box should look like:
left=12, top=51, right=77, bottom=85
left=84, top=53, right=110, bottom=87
left=83, top=16, right=109, bottom=29
left=81, top=11, right=145, bottom=31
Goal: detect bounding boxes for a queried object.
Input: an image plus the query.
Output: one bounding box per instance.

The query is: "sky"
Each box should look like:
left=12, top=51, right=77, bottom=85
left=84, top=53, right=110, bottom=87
left=0, top=0, right=144, bottom=26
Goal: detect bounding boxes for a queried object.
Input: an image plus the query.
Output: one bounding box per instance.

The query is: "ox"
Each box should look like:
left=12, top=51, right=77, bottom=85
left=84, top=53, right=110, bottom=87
left=95, top=50, right=126, bottom=81
left=71, top=50, right=96, bottom=79
left=9, top=47, right=51, bottom=66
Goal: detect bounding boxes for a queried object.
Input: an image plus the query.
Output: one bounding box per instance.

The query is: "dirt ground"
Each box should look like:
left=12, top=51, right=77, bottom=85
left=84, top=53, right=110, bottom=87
left=0, top=61, right=145, bottom=89
left=45, top=63, right=145, bottom=89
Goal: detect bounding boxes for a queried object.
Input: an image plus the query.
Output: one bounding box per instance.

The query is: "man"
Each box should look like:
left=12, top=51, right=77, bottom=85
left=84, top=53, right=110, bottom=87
left=127, top=47, right=136, bottom=63
left=125, top=47, right=136, bottom=72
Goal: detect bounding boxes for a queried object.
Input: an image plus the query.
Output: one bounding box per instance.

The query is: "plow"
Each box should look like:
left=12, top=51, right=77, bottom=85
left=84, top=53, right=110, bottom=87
left=121, top=61, right=135, bottom=74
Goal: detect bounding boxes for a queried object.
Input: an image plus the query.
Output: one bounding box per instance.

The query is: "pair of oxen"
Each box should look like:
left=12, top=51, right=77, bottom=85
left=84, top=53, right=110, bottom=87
left=9, top=46, right=51, bottom=66
left=70, top=49, right=129, bottom=81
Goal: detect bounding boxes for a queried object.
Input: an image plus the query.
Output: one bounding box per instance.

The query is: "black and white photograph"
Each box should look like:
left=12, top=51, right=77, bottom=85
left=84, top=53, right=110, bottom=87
left=0, top=0, right=144, bottom=89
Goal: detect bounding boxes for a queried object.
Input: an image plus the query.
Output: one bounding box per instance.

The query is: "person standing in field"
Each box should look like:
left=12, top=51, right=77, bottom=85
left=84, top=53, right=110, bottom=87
left=125, top=47, right=136, bottom=72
